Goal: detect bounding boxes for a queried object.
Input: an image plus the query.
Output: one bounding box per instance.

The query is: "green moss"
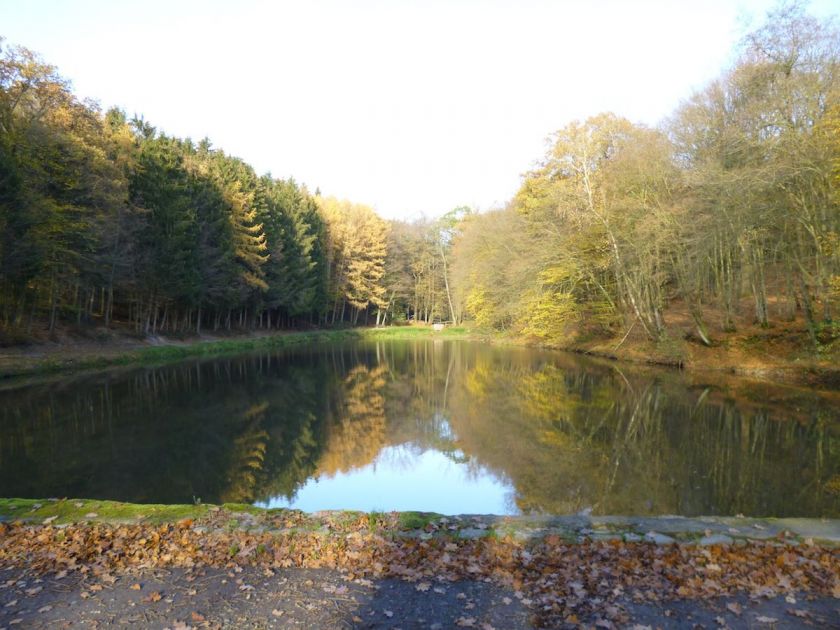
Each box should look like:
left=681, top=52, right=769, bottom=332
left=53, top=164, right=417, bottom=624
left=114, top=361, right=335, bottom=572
left=0, top=498, right=210, bottom=525
left=398, top=511, right=441, bottom=530
left=0, top=499, right=444, bottom=534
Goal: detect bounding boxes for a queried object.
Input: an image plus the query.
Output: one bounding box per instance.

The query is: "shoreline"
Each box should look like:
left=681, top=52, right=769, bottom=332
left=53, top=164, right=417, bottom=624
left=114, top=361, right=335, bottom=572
left=561, top=344, right=840, bottom=391
left=1, top=323, right=839, bottom=391
left=0, top=326, right=469, bottom=383
left=2, top=498, right=839, bottom=546
left=491, top=329, right=840, bottom=392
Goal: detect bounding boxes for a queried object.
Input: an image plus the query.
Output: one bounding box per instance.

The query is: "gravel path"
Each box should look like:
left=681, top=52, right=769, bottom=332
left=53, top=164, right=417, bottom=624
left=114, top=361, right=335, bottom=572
left=0, top=566, right=530, bottom=629
left=622, top=594, right=840, bottom=629
left=2, top=565, right=839, bottom=629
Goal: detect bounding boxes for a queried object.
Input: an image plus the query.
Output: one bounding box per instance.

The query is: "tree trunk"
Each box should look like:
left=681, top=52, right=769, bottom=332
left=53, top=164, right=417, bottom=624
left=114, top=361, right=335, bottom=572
left=440, top=242, right=456, bottom=324
left=798, top=272, right=818, bottom=348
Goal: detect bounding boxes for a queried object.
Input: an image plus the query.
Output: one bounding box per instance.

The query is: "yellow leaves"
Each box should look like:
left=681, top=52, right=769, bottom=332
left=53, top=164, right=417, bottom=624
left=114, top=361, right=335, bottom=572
left=464, top=286, right=494, bottom=328
left=537, top=264, right=575, bottom=287
left=819, top=99, right=840, bottom=189
left=317, top=196, right=389, bottom=310
left=817, top=231, right=840, bottom=258
left=829, top=275, right=840, bottom=302
left=517, top=289, right=578, bottom=342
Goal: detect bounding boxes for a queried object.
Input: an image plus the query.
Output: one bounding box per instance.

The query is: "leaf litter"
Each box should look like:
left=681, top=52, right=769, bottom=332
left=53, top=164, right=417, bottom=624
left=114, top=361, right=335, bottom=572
left=0, top=514, right=838, bottom=627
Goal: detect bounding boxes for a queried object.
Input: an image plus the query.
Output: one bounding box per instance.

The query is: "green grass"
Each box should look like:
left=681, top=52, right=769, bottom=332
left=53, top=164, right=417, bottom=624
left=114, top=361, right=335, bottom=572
left=0, top=325, right=474, bottom=381
left=367, top=510, right=386, bottom=529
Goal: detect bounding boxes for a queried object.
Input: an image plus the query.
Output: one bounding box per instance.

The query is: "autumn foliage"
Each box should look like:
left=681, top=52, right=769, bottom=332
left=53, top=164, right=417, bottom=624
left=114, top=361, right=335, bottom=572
left=1, top=512, right=838, bottom=627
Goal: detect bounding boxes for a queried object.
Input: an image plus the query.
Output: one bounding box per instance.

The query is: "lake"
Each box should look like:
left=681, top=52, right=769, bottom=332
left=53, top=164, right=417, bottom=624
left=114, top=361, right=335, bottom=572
left=1, top=339, right=838, bottom=517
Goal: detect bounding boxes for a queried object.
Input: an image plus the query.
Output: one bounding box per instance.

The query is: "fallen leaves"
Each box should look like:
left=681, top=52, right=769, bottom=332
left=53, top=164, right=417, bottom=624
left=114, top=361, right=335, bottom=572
left=0, top=517, right=837, bottom=628
left=142, top=591, right=162, bottom=603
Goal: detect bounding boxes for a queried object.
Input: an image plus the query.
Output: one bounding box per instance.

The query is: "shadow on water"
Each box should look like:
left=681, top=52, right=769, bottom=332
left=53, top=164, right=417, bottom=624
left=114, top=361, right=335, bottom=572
left=0, top=339, right=839, bottom=517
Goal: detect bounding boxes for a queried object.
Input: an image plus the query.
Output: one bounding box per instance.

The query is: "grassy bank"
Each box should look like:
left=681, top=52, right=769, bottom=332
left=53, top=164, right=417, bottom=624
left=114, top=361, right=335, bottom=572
left=0, top=325, right=471, bottom=381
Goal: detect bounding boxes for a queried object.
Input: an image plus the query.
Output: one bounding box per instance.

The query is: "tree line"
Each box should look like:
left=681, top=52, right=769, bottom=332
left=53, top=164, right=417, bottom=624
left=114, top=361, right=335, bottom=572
left=0, top=39, right=402, bottom=338
left=448, top=4, right=839, bottom=349
left=1, top=3, right=838, bottom=347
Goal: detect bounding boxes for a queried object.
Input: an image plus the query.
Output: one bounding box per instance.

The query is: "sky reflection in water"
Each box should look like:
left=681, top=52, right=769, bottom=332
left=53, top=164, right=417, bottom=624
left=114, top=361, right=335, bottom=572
left=262, top=445, right=515, bottom=514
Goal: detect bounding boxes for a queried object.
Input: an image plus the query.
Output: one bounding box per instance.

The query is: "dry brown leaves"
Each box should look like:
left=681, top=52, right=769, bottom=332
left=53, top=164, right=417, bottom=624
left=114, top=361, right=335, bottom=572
left=0, top=520, right=838, bottom=627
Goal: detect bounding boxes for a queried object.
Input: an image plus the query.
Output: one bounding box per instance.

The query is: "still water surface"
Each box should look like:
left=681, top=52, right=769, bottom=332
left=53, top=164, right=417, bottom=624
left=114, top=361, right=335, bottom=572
left=1, top=340, right=839, bottom=517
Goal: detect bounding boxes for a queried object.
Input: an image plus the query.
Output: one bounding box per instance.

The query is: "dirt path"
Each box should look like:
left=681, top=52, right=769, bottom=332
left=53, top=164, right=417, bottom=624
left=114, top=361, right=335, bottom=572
left=0, top=566, right=530, bottom=629
left=2, top=566, right=838, bottom=629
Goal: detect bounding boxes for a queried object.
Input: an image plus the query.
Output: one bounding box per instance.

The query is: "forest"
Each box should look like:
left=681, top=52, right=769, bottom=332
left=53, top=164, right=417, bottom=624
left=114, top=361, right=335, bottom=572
left=0, top=3, right=838, bottom=353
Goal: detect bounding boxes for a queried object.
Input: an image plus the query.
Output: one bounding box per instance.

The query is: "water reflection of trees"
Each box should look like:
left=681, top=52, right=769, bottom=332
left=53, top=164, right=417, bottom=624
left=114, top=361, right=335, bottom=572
left=0, top=352, right=334, bottom=505
left=0, top=341, right=838, bottom=517
left=318, top=364, right=388, bottom=476
left=445, top=349, right=840, bottom=517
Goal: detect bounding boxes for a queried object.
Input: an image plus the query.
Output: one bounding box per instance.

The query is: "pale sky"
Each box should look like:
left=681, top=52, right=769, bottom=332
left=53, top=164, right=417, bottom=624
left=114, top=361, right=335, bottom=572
left=0, top=0, right=836, bottom=219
